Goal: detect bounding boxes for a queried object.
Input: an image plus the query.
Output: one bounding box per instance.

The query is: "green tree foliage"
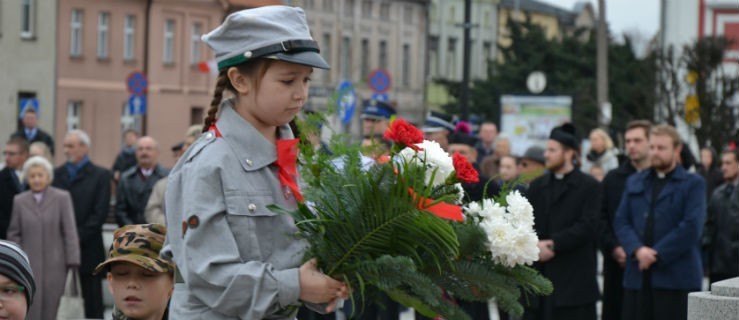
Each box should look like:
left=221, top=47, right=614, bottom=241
left=656, top=36, right=739, bottom=150
left=439, top=14, right=656, bottom=134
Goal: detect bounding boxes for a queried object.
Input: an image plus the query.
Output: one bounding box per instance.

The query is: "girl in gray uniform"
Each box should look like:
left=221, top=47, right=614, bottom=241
left=162, top=6, right=348, bottom=319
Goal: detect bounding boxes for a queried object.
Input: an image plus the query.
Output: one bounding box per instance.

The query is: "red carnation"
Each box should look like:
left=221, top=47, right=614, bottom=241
left=452, top=152, right=479, bottom=184
left=384, top=119, right=424, bottom=151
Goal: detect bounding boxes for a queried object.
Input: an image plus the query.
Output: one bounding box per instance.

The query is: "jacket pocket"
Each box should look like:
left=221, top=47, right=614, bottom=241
left=224, top=191, right=277, bottom=217
left=223, top=191, right=278, bottom=261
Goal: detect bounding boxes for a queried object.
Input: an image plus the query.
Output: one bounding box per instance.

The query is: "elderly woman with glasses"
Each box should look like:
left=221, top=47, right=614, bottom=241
left=7, top=156, right=80, bottom=320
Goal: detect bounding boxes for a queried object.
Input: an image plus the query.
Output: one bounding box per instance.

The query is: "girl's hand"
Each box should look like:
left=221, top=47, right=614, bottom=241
left=299, top=259, right=349, bottom=311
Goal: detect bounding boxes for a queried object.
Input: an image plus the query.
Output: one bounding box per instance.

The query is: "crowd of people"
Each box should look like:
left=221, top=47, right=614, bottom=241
left=0, top=4, right=736, bottom=320
left=0, top=109, right=200, bottom=319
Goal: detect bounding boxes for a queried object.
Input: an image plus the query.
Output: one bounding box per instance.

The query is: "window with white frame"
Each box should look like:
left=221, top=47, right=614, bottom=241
left=379, top=40, right=387, bottom=69
left=402, top=44, right=410, bottom=86
left=360, top=39, right=369, bottom=80
left=483, top=41, right=492, bottom=72
left=163, top=19, right=175, bottom=64
left=322, top=0, right=333, bottom=12
left=191, top=22, right=202, bottom=65
left=97, top=12, right=109, bottom=58
left=429, top=36, right=439, bottom=77
left=344, top=0, right=354, bottom=16
left=447, top=37, right=457, bottom=76
left=70, top=9, right=83, bottom=57
left=380, top=2, right=390, bottom=20
left=21, top=0, right=34, bottom=38
left=361, top=0, right=372, bottom=18
left=340, top=36, right=351, bottom=80
left=403, top=5, right=413, bottom=24
left=124, top=15, right=135, bottom=61
left=66, top=101, right=82, bottom=131
left=322, top=33, right=331, bottom=82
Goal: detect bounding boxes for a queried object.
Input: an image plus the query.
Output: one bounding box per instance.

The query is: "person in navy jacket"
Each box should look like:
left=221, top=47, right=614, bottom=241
left=614, top=124, right=706, bottom=320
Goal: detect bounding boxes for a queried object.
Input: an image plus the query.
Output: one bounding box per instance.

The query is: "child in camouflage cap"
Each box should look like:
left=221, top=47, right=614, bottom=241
left=95, top=224, right=175, bottom=320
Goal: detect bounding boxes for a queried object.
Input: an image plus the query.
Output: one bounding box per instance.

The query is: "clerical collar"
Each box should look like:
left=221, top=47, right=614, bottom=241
left=652, top=167, right=675, bottom=179
left=553, top=169, right=574, bottom=180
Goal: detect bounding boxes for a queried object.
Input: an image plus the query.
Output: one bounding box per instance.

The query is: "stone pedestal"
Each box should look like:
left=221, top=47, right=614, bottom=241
left=688, top=277, right=739, bottom=320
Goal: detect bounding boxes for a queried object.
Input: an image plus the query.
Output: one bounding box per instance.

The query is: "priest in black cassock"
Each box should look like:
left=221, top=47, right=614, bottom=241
left=523, top=124, right=601, bottom=320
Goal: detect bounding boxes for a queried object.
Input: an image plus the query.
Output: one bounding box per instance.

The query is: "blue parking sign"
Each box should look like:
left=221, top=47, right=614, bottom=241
left=18, top=98, right=39, bottom=119
left=128, top=95, right=147, bottom=115
left=336, top=81, right=356, bottom=125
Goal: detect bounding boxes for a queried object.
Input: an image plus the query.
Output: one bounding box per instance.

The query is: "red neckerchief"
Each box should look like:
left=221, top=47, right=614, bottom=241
left=211, top=122, right=303, bottom=202
left=208, top=123, right=222, bottom=137
left=275, top=139, right=304, bottom=202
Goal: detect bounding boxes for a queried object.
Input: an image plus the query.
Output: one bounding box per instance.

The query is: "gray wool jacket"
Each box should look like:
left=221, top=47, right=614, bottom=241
left=162, top=101, right=322, bottom=319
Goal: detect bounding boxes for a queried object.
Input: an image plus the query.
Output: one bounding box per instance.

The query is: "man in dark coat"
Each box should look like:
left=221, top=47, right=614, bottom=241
left=599, top=120, right=652, bottom=320
left=112, top=128, right=139, bottom=183
left=448, top=132, right=500, bottom=203
left=0, top=137, right=29, bottom=239
left=115, top=136, right=168, bottom=226
left=703, top=148, right=739, bottom=284
left=615, top=124, right=705, bottom=320
left=52, top=129, right=111, bottom=319
left=10, top=107, right=55, bottom=155
left=524, top=124, right=601, bottom=320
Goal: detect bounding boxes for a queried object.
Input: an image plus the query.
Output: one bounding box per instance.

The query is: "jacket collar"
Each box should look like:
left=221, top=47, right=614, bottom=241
left=217, top=99, right=295, bottom=171
left=630, top=164, right=688, bottom=198
left=539, top=168, right=580, bottom=204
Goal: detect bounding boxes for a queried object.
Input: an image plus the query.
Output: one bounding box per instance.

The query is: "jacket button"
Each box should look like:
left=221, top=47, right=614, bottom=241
left=204, top=131, right=215, bottom=141
left=248, top=203, right=257, bottom=212
left=245, top=159, right=253, bottom=166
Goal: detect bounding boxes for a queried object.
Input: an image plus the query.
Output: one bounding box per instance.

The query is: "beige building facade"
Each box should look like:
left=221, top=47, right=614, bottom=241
left=0, top=0, right=57, bottom=153
left=426, top=0, right=500, bottom=110
left=298, top=0, right=430, bottom=128
left=55, top=0, right=223, bottom=167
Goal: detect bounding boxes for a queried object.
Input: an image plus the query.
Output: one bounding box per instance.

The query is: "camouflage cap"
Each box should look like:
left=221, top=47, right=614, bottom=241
left=94, top=224, right=175, bottom=275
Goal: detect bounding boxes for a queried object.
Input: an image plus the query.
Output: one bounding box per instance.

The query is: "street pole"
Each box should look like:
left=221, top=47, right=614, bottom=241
left=142, top=0, right=153, bottom=135
left=596, top=0, right=609, bottom=127
left=460, top=0, right=472, bottom=122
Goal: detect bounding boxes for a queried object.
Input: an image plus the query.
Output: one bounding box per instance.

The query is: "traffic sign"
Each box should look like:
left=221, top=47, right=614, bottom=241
left=336, top=80, right=356, bottom=125
left=127, top=71, right=148, bottom=96
left=371, top=93, right=388, bottom=102
left=128, top=95, right=147, bottom=115
left=18, top=98, right=39, bottom=119
left=368, top=69, right=392, bottom=94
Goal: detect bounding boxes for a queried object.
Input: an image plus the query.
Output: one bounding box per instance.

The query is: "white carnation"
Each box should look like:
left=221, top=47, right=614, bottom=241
left=397, top=140, right=454, bottom=187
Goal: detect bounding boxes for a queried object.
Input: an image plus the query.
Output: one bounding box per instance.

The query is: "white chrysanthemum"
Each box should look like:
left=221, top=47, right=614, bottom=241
left=506, top=190, right=535, bottom=227
left=467, top=194, right=540, bottom=267
left=397, top=140, right=454, bottom=187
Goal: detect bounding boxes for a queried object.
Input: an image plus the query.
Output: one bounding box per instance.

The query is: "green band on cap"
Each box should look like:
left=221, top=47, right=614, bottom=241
left=217, top=39, right=321, bottom=71
left=218, top=55, right=248, bottom=71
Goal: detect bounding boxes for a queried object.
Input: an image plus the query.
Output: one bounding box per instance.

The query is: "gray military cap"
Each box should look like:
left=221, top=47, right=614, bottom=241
left=202, top=5, right=329, bottom=71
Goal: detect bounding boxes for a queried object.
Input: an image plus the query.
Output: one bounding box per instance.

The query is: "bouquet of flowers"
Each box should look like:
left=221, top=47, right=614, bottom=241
left=276, top=117, right=552, bottom=319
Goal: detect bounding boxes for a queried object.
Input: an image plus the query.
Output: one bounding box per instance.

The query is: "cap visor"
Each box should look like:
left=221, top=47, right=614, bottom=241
left=271, top=51, right=330, bottom=69
left=93, top=256, right=171, bottom=275
left=422, top=127, right=447, bottom=133
left=360, top=114, right=386, bottom=120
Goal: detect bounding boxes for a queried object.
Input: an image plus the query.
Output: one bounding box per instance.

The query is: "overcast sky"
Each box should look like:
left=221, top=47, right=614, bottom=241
left=542, top=0, right=661, bottom=39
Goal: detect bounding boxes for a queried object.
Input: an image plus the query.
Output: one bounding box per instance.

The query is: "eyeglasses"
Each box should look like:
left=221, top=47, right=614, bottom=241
left=2, top=151, right=19, bottom=156
left=0, top=285, right=25, bottom=301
